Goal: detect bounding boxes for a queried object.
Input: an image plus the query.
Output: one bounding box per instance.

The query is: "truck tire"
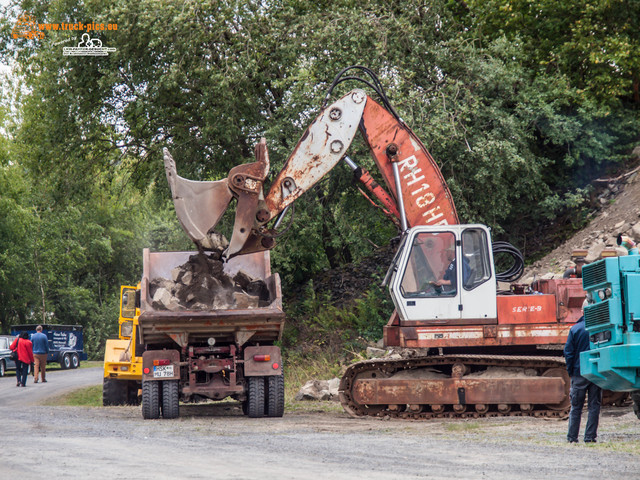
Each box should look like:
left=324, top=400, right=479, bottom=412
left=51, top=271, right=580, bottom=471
left=142, top=380, right=161, bottom=419
left=266, top=374, right=285, bottom=417
left=0, top=360, right=5, bottom=377
left=103, top=377, right=128, bottom=406
left=161, top=380, right=180, bottom=419
left=60, top=354, right=71, bottom=370
left=247, top=376, right=265, bottom=418
left=71, top=353, right=80, bottom=369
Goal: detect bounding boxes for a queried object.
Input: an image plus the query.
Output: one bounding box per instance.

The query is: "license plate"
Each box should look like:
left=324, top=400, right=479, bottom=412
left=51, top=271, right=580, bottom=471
left=153, top=365, right=174, bottom=378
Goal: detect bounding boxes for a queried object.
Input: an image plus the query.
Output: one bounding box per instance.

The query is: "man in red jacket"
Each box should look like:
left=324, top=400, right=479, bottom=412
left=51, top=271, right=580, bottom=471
left=10, top=331, right=35, bottom=387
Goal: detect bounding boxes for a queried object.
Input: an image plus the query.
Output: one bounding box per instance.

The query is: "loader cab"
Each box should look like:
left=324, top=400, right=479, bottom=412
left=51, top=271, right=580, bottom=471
left=387, top=224, right=497, bottom=323
left=119, top=285, right=139, bottom=339
left=118, top=285, right=144, bottom=358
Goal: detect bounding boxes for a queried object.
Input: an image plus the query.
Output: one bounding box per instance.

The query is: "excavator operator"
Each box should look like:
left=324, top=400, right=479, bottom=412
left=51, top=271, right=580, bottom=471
left=432, top=243, right=470, bottom=293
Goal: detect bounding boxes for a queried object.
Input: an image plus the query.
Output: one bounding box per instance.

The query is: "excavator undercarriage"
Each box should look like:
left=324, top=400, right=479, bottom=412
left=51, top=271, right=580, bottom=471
left=339, top=354, right=571, bottom=419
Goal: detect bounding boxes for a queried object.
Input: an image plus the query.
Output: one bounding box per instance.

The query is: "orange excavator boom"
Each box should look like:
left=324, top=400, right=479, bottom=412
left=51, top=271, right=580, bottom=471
left=164, top=88, right=457, bottom=257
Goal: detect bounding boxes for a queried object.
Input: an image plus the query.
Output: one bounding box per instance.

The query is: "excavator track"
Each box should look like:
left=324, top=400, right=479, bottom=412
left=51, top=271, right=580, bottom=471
left=339, top=354, right=571, bottom=419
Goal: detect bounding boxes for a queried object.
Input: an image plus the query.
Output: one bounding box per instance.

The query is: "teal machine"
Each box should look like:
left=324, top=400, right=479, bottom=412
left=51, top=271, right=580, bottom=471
left=580, top=235, right=640, bottom=416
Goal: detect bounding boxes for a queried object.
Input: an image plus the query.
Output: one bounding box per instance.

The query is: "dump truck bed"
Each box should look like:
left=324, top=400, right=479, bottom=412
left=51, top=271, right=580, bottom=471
left=138, top=248, right=284, bottom=347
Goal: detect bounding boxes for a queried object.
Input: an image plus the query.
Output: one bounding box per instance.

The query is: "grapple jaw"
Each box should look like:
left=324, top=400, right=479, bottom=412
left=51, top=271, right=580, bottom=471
left=163, top=140, right=271, bottom=257
left=163, top=148, right=233, bottom=251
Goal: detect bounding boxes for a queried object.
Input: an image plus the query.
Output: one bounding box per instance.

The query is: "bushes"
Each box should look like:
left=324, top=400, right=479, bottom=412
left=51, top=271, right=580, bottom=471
left=283, top=277, right=393, bottom=358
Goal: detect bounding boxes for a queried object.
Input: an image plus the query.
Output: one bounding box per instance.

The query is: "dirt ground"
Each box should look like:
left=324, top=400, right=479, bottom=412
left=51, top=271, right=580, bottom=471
left=0, top=368, right=639, bottom=479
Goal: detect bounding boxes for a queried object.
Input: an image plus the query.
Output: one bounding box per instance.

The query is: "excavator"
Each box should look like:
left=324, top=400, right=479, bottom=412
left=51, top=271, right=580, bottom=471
left=163, top=66, right=587, bottom=418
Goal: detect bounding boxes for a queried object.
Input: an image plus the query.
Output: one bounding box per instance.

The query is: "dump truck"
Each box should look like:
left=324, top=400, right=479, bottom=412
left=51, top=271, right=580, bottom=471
left=105, top=246, right=285, bottom=420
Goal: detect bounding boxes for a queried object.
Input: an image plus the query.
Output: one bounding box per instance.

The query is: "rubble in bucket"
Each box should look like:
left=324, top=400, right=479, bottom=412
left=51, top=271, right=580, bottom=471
left=149, top=251, right=270, bottom=311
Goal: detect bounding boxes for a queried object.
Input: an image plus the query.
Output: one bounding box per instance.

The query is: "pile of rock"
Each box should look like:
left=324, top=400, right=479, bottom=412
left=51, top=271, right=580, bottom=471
left=295, top=378, right=341, bottom=402
left=150, top=253, right=270, bottom=311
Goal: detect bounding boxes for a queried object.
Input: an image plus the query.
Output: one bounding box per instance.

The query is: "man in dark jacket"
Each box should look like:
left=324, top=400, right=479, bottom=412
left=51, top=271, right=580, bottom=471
left=564, top=302, right=602, bottom=443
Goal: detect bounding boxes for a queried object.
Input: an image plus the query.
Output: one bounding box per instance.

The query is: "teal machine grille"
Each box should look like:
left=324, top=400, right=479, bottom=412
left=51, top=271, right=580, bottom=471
left=582, top=260, right=607, bottom=290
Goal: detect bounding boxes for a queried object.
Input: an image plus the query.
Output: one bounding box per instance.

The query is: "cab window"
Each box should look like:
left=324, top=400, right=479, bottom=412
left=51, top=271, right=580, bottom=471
left=400, top=232, right=458, bottom=298
left=120, top=320, right=133, bottom=338
left=121, top=288, right=137, bottom=319
left=461, top=228, right=492, bottom=290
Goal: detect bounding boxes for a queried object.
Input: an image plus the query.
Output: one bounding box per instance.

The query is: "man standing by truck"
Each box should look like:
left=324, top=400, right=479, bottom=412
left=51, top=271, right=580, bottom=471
left=564, top=300, right=602, bottom=443
left=31, top=325, right=50, bottom=383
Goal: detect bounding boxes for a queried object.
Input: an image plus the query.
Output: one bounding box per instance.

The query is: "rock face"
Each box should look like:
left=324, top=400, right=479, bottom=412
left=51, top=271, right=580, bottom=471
left=523, top=167, right=640, bottom=281
left=149, top=253, right=270, bottom=311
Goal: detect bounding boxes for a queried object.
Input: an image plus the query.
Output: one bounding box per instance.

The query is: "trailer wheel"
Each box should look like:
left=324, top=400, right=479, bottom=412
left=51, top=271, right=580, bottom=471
left=266, top=374, right=285, bottom=417
left=0, top=360, right=5, bottom=377
left=103, top=377, right=128, bottom=406
left=142, top=380, right=161, bottom=419
left=161, top=380, right=179, bottom=419
left=70, top=353, right=80, bottom=369
left=60, top=354, right=71, bottom=370
left=247, top=376, right=265, bottom=418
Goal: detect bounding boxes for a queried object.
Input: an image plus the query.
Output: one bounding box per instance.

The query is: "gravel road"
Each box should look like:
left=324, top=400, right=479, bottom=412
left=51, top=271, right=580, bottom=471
left=0, top=368, right=639, bottom=479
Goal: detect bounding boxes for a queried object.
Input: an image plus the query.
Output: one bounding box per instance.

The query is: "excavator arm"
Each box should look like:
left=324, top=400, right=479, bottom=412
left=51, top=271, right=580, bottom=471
left=164, top=85, right=458, bottom=258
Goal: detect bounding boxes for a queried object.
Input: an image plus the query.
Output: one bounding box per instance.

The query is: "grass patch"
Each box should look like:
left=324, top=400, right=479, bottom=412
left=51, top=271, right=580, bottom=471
left=79, top=360, right=102, bottom=369
left=285, top=399, right=344, bottom=413
left=444, top=421, right=484, bottom=432
left=44, top=384, right=102, bottom=406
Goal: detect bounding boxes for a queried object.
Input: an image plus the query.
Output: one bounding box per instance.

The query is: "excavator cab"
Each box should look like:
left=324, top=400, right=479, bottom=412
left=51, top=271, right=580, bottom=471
left=387, top=224, right=497, bottom=323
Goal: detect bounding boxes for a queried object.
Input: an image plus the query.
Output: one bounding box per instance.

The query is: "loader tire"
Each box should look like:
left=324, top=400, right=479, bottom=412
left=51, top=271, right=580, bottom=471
left=632, top=392, right=640, bottom=420
left=161, top=380, right=179, bottom=419
left=266, top=374, right=285, bottom=417
left=142, top=380, right=161, bottom=419
left=247, top=376, right=265, bottom=418
left=103, top=377, right=128, bottom=406
left=128, top=381, right=141, bottom=405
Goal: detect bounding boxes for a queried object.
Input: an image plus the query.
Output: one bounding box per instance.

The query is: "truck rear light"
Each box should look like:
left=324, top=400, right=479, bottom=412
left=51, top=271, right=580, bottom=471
left=120, top=366, right=129, bottom=372
left=153, top=359, right=171, bottom=366
left=143, top=367, right=150, bottom=374
left=253, top=354, right=271, bottom=362
left=272, top=362, right=279, bottom=370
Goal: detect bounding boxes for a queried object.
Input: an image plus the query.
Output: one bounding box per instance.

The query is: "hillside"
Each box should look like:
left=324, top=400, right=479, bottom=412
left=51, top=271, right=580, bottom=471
left=523, top=153, right=640, bottom=281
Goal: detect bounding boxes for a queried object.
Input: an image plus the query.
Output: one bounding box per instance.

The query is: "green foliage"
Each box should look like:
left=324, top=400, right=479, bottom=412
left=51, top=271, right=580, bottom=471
left=463, top=0, right=640, bottom=104
left=284, top=278, right=393, bottom=356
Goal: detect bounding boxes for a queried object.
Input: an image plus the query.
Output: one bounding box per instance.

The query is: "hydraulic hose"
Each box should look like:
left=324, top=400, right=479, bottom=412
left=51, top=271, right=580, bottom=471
left=492, top=241, right=525, bottom=283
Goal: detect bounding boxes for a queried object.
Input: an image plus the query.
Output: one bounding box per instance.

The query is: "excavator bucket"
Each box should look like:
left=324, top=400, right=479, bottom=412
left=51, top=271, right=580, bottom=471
left=163, top=148, right=233, bottom=250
